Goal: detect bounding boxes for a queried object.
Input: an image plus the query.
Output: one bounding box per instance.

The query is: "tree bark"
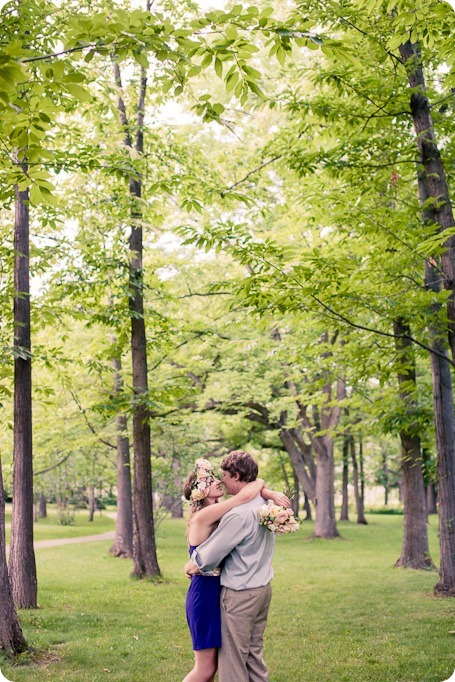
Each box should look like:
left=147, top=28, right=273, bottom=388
left=110, top=354, right=133, bottom=558
left=339, top=435, right=349, bottom=522
left=313, top=436, right=339, bottom=538
left=279, top=429, right=315, bottom=502
left=0, top=455, right=26, bottom=653
left=350, top=436, right=367, bottom=525
left=417, top=165, right=455, bottom=594
left=426, top=483, right=437, bottom=515
left=303, top=493, right=312, bottom=521
left=88, top=485, right=95, bottom=522
left=399, top=40, right=455, bottom=359
left=38, top=492, right=47, bottom=519
left=393, top=318, right=433, bottom=569
left=311, top=372, right=345, bottom=539
left=113, top=56, right=160, bottom=578
left=382, top=451, right=389, bottom=506
left=292, top=467, right=300, bottom=518
left=8, top=178, right=37, bottom=609
left=359, top=432, right=365, bottom=511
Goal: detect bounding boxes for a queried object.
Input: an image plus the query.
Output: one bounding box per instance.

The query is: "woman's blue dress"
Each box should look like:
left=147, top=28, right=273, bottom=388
left=186, top=545, right=221, bottom=650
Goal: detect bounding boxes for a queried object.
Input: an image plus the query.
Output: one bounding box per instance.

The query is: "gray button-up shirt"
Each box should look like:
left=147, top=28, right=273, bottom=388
left=192, top=494, right=276, bottom=590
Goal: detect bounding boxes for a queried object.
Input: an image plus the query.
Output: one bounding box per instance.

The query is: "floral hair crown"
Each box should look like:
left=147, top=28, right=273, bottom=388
left=190, top=458, right=215, bottom=504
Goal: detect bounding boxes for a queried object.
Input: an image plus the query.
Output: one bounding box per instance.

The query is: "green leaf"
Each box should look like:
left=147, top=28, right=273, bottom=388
left=65, top=83, right=92, bottom=102
left=215, top=57, right=223, bottom=78
left=201, top=52, right=213, bottom=69
left=226, top=71, right=239, bottom=92
left=276, top=46, right=286, bottom=66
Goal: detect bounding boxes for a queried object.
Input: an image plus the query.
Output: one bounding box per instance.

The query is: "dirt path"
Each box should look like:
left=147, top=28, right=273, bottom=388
left=33, top=531, right=116, bottom=549
left=6, top=531, right=116, bottom=552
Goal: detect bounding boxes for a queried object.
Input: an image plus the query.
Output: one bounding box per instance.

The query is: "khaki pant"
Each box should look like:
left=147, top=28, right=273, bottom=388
left=218, top=584, right=272, bottom=682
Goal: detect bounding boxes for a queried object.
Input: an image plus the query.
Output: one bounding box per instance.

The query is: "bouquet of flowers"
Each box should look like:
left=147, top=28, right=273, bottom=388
left=258, top=502, right=301, bottom=534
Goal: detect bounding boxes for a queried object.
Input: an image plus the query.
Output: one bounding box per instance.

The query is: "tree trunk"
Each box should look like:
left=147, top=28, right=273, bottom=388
left=393, top=318, right=433, bottom=568
left=130, top=207, right=160, bottom=576
left=382, top=452, right=389, bottom=506
left=279, top=429, right=315, bottom=502
left=292, top=468, right=300, bottom=518
left=8, top=178, right=37, bottom=609
left=0, top=455, right=26, bottom=653
left=38, top=492, right=47, bottom=519
left=339, top=435, right=349, bottom=522
left=359, top=432, right=365, bottom=511
left=350, top=436, right=367, bottom=525
left=303, top=493, right=312, bottom=521
left=425, top=259, right=455, bottom=594
left=313, top=437, right=339, bottom=538
left=427, top=302, right=455, bottom=593
left=110, top=355, right=133, bottom=558
left=417, top=166, right=455, bottom=594
left=113, top=53, right=160, bottom=578
left=88, top=485, right=95, bottom=522
left=399, top=40, right=455, bottom=360
left=426, top=483, right=437, bottom=515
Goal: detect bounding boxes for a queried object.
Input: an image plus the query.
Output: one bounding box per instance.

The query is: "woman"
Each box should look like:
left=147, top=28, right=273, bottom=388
left=182, top=457, right=289, bottom=682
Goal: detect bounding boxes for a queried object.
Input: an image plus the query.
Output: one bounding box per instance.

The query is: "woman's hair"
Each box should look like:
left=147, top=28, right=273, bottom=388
left=221, top=450, right=258, bottom=482
left=183, top=471, right=196, bottom=501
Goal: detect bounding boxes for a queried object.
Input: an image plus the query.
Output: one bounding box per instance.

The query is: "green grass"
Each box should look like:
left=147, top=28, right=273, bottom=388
left=1, top=515, right=454, bottom=682
left=5, top=507, right=115, bottom=543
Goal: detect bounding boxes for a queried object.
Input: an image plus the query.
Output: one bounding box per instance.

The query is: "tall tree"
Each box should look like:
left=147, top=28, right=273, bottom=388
left=8, top=171, right=38, bottom=608
left=0, top=456, right=26, bottom=653
left=393, top=318, right=433, bottom=569
left=113, top=45, right=160, bottom=577
left=110, top=353, right=133, bottom=558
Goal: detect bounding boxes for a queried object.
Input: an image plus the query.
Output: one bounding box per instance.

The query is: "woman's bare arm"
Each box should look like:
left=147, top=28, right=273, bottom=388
left=193, top=478, right=265, bottom=529
left=261, top=487, right=291, bottom=508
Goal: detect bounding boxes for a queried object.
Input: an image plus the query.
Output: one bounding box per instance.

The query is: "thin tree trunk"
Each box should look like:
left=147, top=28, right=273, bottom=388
left=399, top=40, right=455, bottom=359
left=0, top=455, right=26, bottom=653
left=38, top=492, right=47, bottom=519
left=359, top=432, right=365, bottom=511
left=426, top=483, right=437, bottom=515
left=350, top=436, right=367, bottom=525
left=88, top=485, right=95, bottom=522
left=113, top=54, right=160, bottom=578
left=417, top=165, right=455, bottom=594
left=339, top=435, right=349, bottom=522
left=426, top=258, right=455, bottom=593
left=292, top=467, right=300, bottom=518
left=382, top=452, right=389, bottom=506
left=393, top=318, right=433, bottom=569
left=110, top=353, right=133, bottom=558
left=8, top=177, right=37, bottom=609
left=303, top=493, right=312, bottom=521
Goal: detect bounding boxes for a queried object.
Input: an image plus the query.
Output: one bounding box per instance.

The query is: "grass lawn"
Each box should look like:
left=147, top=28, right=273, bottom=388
left=5, top=506, right=115, bottom=543
left=1, top=514, right=454, bottom=682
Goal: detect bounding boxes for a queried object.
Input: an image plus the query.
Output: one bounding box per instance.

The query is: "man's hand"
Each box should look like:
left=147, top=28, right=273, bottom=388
left=184, top=560, right=201, bottom=578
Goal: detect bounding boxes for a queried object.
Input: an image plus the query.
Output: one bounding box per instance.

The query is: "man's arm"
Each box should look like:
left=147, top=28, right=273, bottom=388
left=190, top=511, right=249, bottom=574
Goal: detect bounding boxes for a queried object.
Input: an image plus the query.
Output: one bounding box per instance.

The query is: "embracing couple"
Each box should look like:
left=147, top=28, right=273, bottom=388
left=182, top=450, right=290, bottom=682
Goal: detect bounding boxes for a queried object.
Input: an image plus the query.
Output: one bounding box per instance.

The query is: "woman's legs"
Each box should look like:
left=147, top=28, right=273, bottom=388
left=182, top=648, right=217, bottom=682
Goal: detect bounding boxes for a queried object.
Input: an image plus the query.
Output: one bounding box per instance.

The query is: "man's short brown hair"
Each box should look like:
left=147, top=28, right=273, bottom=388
left=221, top=450, right=258, bottom=482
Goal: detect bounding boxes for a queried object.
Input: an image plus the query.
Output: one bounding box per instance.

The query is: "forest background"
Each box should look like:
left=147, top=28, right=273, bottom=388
left=0, top=0, right=455, bottom=674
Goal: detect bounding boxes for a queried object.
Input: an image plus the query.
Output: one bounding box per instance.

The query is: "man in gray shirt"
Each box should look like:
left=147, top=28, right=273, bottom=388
left=184, top=450, right=288, bottom=682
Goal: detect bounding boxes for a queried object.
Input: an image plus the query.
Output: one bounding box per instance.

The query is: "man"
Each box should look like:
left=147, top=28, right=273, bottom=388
left=184, top=450, right=289, bottom=682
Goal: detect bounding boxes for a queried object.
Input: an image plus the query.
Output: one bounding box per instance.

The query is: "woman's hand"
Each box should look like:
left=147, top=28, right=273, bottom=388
left=267, top=491, right=291, bottom=508
left=184, top=560, right=201, bottom=578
